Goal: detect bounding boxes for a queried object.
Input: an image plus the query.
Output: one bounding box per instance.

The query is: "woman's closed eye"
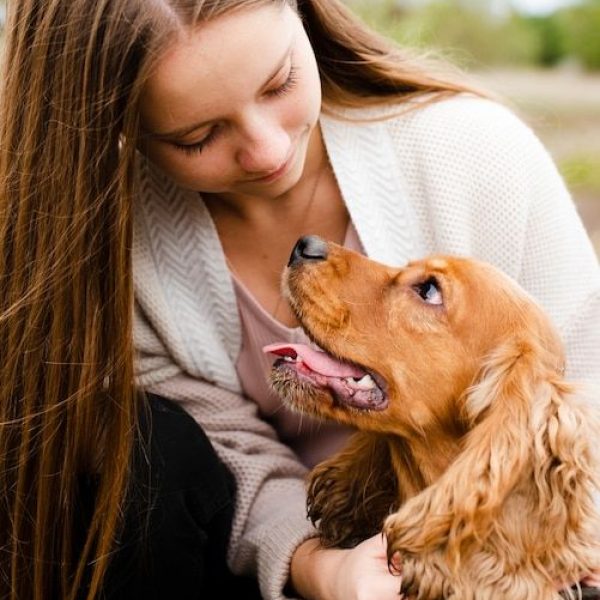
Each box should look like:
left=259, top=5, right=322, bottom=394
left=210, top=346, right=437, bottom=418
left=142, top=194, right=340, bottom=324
left=174, top=125, right=222, bottom=156
left=265, top=64, right=298, bottom=98
left=174, top=64, right=299, bottom=156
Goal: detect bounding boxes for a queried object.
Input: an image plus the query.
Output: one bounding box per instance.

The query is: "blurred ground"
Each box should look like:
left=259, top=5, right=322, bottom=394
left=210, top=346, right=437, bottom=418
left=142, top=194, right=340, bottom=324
left=473, top=68, right=600, bottom=255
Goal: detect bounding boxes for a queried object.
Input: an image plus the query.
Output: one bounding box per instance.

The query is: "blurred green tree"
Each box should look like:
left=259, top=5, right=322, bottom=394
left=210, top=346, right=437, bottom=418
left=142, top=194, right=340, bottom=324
left=347, top=0, right=600, bottom=71
left=521, top=14, right=566, bottom=67
left=349, top=0, right=541, bottom=68
left=559, top=1, right=600, bottom=70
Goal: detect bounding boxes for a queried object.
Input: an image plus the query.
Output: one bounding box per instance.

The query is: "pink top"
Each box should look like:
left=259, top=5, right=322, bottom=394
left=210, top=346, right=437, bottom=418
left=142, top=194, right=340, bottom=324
left=232, top=224, right=364, bottom=468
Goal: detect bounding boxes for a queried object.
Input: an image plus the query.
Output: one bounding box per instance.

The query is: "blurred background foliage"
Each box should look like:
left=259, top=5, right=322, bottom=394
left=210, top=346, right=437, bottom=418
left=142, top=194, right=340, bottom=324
left=347, top=0, right=600, bottom=70
left=345, top=0, right=600, bottom=253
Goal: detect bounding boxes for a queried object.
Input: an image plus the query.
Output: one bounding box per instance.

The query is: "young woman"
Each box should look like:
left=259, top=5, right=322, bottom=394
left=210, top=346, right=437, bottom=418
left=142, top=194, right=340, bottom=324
left=0, top=1, right=598, bottom=599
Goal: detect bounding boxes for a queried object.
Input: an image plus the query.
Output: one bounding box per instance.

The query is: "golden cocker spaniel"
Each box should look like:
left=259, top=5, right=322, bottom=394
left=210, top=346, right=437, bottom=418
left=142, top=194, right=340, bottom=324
left=265, top=235, right=600, bottom=600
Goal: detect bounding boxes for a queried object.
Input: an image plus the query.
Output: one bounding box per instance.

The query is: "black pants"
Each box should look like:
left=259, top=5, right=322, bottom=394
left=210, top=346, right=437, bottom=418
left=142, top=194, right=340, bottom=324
left=79, top=394, right=263, bottom=599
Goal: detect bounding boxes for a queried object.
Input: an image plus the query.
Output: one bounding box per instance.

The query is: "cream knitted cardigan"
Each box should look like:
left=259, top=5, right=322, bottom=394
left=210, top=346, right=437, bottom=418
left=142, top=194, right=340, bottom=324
left=132, top=95, right=600, bottom=600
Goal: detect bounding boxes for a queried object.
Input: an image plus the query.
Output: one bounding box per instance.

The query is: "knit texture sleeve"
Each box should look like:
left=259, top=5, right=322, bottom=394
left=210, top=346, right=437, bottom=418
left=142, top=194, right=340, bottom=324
left=385, top=96, right=600, bottom=389
left=473, top=99, right=600, bottom=387
left=517, top=142, right=600, bottom=387
left=134, top=303, right=317, bottom=600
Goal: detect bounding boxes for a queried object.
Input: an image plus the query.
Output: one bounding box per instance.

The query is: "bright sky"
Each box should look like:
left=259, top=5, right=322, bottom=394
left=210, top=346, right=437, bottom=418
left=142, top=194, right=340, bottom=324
left=509, top=0, right=580, bottom=14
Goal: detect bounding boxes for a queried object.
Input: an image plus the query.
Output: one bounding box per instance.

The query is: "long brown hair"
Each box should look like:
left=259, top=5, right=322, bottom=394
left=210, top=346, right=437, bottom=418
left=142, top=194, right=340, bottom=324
left=302, top=0, right=480, bottom=111
left=0, top=1, right=479, bottom=599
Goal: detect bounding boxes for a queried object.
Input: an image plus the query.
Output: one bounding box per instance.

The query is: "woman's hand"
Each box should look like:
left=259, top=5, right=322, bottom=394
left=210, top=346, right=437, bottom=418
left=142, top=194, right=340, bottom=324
left=289, top=533, right=403, bottom=600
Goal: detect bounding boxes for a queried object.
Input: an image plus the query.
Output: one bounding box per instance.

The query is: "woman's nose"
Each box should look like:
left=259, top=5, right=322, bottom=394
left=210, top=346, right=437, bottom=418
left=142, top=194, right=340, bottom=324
left=236, top=115, right=291, bottom=175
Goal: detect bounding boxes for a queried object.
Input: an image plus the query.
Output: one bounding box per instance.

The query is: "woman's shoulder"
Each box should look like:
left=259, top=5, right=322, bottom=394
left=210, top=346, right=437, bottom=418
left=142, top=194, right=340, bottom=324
left=326, top=94, right=542, bottom=158
left=324, top=94, right=556, bottom=196
left=390, top=94, right=537, bottom=145
left=387, top=94, right=553, bottom=182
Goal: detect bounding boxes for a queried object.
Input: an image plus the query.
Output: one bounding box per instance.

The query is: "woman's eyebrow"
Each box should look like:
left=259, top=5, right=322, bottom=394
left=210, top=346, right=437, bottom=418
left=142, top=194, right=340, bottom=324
left=148, top=42, right=294, bottom=141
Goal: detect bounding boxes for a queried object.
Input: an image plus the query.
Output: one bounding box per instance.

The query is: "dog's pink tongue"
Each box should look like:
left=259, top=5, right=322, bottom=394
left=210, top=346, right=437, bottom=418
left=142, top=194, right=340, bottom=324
left=263, top=343, right=365, bottom=378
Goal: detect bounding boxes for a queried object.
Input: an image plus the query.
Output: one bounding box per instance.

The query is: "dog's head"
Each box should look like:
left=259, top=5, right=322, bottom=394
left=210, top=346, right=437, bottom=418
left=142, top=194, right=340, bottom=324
left=265, top=235, right=565, bottom=439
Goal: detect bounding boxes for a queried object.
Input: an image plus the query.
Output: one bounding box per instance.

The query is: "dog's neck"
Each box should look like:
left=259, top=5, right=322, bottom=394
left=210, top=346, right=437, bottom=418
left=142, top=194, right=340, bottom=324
left=387, top=431, right=464, bottom=497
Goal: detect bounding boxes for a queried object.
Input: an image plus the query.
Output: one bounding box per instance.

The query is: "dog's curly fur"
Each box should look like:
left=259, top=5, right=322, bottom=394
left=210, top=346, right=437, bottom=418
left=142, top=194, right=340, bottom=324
left=269, top=241, right=600, bottom=599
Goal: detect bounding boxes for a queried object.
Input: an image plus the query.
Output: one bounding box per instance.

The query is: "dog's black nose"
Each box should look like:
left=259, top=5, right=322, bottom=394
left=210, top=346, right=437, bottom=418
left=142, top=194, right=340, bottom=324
left=288, top=235, right=329, bottom=267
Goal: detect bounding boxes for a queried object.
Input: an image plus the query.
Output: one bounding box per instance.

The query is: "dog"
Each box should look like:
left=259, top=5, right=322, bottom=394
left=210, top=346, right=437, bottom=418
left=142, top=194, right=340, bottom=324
left=264, top=235, right=600, bottom=600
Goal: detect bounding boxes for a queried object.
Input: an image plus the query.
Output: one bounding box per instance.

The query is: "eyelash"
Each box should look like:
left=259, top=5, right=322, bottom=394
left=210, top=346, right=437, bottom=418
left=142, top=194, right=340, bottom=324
left=176, top=127, right=220, bottom=156
left=266, top=64, right=299, bottom=98
left=175, top=65, right=299, bottom=156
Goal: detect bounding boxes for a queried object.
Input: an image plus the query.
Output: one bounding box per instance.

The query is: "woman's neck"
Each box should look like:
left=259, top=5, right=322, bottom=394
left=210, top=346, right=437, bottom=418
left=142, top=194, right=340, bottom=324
left=202, top=124, right=349, bottom=328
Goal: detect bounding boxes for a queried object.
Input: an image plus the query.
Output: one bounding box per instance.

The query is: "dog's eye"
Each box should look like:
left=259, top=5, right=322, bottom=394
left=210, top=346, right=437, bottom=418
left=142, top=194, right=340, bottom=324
left=412, top=277, right=443, bottom=305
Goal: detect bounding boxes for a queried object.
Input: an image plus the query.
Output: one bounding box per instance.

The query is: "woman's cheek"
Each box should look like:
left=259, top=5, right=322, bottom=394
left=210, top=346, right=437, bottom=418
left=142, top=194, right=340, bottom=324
left=163, top=157, right=215, bottom=191
left=141, top=144, right=225, bottom=192
left=175, top=153, right=235, bottom=193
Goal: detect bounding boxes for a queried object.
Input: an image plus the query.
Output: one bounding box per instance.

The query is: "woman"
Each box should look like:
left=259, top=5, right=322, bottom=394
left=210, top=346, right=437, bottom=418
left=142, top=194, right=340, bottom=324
left=0, top=0, right=598, bottom=599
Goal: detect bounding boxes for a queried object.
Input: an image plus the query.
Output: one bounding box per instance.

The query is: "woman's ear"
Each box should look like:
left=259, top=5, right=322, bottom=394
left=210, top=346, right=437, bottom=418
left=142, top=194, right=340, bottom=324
left=307, top=431, right=399, bottom=548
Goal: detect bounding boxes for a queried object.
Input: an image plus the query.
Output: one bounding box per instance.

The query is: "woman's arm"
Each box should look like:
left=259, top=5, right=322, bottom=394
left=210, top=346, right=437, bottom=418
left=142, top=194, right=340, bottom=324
left=517, top=145, right=600, bottom=386
left=135, top=301, right=314, bottom=599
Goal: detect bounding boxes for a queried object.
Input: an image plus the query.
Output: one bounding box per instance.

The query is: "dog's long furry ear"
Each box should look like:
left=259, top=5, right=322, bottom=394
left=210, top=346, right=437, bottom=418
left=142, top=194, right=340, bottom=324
left=456, top=338, right=600, bottom=562
left=387, top=338, right=600, bottom=571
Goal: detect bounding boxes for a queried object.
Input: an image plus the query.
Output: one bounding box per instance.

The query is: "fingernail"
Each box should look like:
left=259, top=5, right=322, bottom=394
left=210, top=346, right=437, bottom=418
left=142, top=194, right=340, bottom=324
left=389, top=552, right=402, bottom=575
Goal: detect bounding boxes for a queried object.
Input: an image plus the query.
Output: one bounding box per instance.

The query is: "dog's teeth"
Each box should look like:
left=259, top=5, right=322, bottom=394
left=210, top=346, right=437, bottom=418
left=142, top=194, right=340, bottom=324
left=355, top=374, right=376, bottom=390
left=283, top=356, right=295, bottom=362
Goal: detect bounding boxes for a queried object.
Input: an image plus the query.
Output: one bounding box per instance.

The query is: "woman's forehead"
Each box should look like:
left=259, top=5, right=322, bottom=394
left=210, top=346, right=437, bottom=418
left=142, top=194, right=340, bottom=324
left=139, top=3, right=298, bottom=133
